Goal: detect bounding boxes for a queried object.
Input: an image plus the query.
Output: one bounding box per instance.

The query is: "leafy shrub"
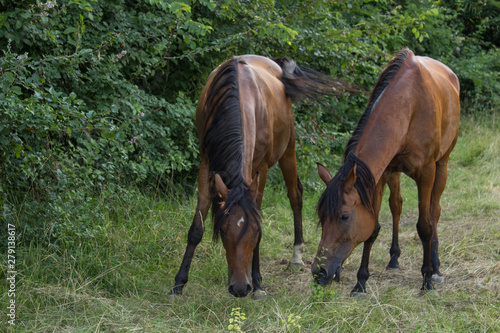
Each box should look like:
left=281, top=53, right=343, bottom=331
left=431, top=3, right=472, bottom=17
left=0, top=1, right=202, bottom=248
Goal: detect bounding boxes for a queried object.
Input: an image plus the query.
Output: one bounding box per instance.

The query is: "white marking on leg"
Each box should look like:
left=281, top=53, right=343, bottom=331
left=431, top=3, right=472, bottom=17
left=290, top=244, right=305, bottom=265
left=237, top=217, right=244, bottom=227
left=198, top=210, right=204, bottom=228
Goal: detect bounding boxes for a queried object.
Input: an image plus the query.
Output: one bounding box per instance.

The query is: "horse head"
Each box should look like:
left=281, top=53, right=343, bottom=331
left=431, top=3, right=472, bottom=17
left=214, top=173, right=261, bottom=297
left=312, top=162, right=376, bottom=286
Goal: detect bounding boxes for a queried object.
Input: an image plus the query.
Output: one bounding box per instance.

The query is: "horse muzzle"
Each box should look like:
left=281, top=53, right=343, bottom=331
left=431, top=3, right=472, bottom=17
left=227, top=270, right=253, bottom=297
left=228, top=282, right=252, bottom=297
left=313, top=263, right=341, bottom=286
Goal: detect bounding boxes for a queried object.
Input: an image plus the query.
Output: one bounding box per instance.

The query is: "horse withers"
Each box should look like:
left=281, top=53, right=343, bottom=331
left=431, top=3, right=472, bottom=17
left=171, top=55, right=343, bottom=298
left=312, top=48, right=460, bottom=294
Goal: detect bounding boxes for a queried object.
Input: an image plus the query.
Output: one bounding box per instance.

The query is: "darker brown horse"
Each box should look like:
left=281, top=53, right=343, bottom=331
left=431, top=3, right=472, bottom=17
left=312, top=48, right=460, bottom=294
left=170, top=55, right=343, bottom=298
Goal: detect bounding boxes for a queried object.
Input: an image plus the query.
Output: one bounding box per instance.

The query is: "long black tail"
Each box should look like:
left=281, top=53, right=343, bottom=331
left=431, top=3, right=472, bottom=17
left=272, top=57, right=359, bottom=102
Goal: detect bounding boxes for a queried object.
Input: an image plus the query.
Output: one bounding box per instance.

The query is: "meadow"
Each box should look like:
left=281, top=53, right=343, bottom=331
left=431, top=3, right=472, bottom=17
left=2, top=113, right=499, bottom=332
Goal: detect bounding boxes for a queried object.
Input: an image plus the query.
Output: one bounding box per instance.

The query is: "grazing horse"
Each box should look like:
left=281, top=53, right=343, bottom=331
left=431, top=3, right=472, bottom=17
left=171, top=55, right=342, bottom=298
left=312, top=48, right=460, bottom=294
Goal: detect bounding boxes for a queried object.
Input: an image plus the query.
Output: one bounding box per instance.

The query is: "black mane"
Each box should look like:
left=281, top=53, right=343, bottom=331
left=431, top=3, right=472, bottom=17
left=201, top=58, right=260, bottom=242
left=319, top=49, right=410, bottom=224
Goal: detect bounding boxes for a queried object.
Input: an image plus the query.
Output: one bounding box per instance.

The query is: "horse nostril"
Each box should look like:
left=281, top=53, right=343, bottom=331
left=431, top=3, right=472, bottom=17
left=245, top=283, right=252, bottom=295
left=314, top=267, right=328, bottom=286
left=228, top=284, right=236, bottom=296
left=317, top=267, right=327, bottom=277
left=228, top=283, right=252, bottom=297
left=311, top=264, right=319, bottom=275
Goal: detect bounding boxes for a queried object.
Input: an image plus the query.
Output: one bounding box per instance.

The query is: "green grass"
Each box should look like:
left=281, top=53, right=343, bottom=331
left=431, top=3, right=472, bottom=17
left=1, top=114, right=499, bottom=332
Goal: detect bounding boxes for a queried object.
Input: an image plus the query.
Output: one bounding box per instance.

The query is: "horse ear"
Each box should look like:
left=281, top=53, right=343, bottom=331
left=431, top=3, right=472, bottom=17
left=214, top=173, right=229, bottom=200
left=250, top=172, right=260, bottom=201
left=317, top=163, right=333, bottom=185
left=343, top=163, right=357, bottom=193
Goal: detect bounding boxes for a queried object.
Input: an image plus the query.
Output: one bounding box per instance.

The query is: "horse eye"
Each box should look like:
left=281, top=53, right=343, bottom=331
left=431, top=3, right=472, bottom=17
left=340, top=212, right=350, bottom=222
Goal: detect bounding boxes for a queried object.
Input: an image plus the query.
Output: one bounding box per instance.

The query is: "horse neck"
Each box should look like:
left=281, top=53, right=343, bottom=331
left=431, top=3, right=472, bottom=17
left=353, top=101, right=411, bottom=183
left=351, top=49, right=418, bottom=183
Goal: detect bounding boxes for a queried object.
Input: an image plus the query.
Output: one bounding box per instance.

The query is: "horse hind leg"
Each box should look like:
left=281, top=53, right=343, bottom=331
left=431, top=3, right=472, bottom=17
left=429, top=158, right=451, bottom=285
left=278, top=150, right=305, bottom=270
left=415, top=163, right=437, bottom=291
left=288, top=176, right=305, bottom=270
left=386, top=172, right=403, bottom=270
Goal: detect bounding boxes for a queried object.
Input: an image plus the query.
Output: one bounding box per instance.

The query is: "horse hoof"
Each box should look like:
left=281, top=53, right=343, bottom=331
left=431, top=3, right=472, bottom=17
left=350, top=291, right=368, bottom=297
left=168, top=288, right=183, bottom=301
left=252, top=289, right=268, bottom=300
left=287, top=261, right=304, bottom=272
left=431, top=274, right=445, bottom=284
left=420, top=288, right=438, bottom=297
left=386, top=265, right=400, bottom=271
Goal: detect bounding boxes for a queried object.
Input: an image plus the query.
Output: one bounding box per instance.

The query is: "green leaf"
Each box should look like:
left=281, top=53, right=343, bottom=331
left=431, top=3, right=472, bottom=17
left=78, top=48, right=93, bottom=55
left=11, top=85, right=21, bottom=95
left=14, top=144, right=23, bottom=158
left=64, top=27, right=78, bottom=34
left=2, top=72, right=15, bottom=93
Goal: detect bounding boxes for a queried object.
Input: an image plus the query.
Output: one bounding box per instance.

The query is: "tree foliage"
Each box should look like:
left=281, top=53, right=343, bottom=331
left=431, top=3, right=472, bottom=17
left=1, top=0, right=498, bottom=246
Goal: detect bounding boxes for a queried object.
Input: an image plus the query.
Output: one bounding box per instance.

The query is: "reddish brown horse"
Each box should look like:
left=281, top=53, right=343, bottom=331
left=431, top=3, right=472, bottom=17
left=170, top=55, right=342, bottom=298
left=312, top=48, right=460, bottom=294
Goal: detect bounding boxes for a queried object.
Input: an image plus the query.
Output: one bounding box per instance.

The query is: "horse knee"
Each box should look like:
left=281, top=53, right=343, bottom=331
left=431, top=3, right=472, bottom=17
left=367, top=224, right=381, bottom=243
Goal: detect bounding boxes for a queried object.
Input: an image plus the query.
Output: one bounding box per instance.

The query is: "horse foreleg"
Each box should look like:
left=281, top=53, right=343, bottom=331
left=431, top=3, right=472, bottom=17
left=251, top=235, right=267, bottom=300
left=170, top=160, right=211, bottom=296
left=386, top=172, right=403, bottom=270
left=351, top=223, right=381, bottom=296
left=251, top=167, right=267, bottom=299
left=278, top=151, right=305, bottom=269
left=352, top=178, right=385, bottom=295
